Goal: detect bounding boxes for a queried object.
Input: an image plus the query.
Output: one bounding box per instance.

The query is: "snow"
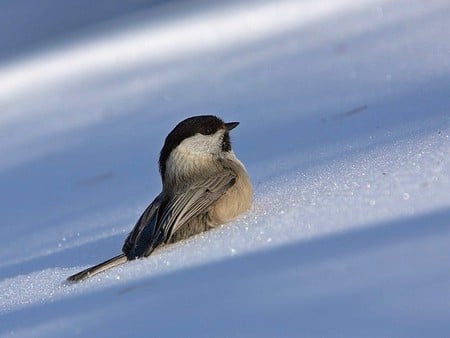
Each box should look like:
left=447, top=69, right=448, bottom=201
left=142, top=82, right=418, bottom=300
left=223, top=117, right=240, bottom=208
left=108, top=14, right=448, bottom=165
left=1, top=0, right=450, bottom=336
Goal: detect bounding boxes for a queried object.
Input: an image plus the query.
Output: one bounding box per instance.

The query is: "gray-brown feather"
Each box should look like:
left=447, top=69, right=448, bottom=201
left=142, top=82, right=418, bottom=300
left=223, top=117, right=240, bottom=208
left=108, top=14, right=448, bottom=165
left=168, top=155, right=253, bottom=242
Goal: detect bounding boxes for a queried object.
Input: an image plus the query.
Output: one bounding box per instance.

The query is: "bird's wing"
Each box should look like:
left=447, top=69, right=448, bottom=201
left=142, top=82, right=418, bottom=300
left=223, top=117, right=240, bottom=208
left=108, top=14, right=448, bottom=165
left=160, top=171, right=237, bottom=240
left=123, top=170, right=236, bottom=259
left=121, top=193, right=164, bottom=257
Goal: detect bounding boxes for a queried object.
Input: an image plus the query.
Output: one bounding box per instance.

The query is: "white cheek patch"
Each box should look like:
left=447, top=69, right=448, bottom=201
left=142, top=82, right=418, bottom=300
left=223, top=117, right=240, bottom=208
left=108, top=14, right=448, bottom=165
left=177, top=131, right=223, bottom=155
left=164, top=130, right=225, bottom=181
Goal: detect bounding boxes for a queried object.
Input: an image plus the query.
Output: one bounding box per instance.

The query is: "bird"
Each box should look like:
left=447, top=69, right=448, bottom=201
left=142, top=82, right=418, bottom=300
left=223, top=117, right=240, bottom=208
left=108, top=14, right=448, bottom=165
left=67, top=115, right=253, bottom=282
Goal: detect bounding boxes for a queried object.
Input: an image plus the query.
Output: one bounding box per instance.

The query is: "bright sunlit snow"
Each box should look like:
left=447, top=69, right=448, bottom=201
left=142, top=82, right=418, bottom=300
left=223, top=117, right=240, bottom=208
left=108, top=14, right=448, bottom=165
left=1, top=0, right=450, bottom=336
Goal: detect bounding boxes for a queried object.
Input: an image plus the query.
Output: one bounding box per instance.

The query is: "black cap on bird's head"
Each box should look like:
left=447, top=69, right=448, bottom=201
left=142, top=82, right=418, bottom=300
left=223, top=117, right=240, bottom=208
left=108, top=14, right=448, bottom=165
left=159, top=115, right=239, bottom=177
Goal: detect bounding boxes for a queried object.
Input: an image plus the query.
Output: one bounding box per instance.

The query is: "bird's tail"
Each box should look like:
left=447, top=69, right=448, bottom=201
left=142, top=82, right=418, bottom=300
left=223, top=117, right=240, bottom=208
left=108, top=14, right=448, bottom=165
left=67, top=253, right=128, bottom=282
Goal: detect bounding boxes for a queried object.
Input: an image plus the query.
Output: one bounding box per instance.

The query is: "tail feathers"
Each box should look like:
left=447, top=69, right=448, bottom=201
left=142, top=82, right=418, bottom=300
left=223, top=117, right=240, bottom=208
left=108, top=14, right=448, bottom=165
left=67, top=253, right=128, bottom=282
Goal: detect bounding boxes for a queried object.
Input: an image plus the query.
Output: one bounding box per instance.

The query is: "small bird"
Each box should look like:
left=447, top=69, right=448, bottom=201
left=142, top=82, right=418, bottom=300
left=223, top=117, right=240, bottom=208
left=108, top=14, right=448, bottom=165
left=67, top=115, right=253, bottom=282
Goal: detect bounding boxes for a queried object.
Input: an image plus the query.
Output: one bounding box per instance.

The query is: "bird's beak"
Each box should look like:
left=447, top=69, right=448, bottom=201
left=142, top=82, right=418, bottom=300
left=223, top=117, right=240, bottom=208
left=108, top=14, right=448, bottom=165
left=225, top=121, right=239, bottom=131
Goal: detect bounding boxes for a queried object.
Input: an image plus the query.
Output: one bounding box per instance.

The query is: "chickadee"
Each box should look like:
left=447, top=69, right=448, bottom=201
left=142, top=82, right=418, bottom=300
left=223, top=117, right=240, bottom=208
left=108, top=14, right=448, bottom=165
left=68, top=115, right=253, bottom=282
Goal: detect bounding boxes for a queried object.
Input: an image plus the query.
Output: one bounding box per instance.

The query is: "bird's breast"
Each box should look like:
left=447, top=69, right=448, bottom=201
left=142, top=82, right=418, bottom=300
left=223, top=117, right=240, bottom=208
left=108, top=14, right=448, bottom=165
left=207, top=161, right=253, bottom=226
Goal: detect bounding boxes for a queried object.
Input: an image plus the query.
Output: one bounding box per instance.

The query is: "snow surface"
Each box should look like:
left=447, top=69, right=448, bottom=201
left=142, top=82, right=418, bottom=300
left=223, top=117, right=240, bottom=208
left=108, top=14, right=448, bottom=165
left=1, top=0, right=450, bottom=336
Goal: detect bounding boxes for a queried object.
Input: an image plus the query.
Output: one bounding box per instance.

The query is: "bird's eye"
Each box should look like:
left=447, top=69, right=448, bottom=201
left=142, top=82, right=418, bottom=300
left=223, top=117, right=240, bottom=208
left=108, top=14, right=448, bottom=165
left=202, top=127, right=214, bottom=135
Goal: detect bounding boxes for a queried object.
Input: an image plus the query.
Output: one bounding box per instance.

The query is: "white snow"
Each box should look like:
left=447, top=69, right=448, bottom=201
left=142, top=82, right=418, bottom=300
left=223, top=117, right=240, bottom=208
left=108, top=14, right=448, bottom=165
left=1, top=0, right=450, bottom=336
